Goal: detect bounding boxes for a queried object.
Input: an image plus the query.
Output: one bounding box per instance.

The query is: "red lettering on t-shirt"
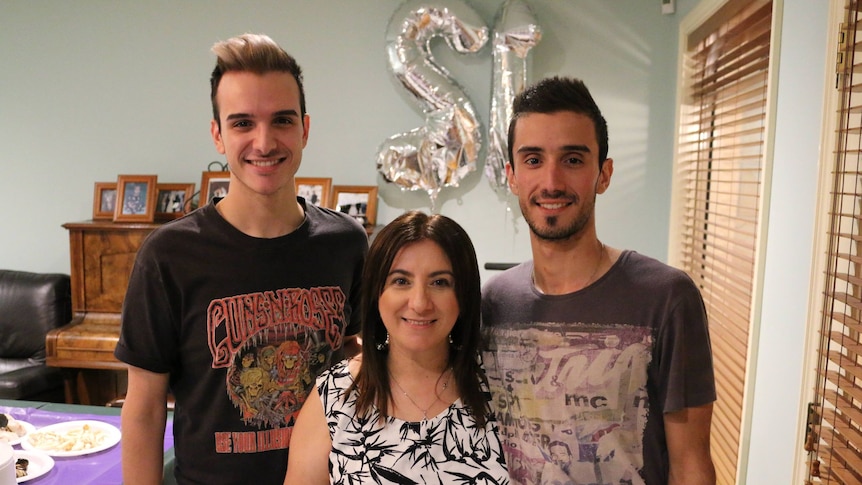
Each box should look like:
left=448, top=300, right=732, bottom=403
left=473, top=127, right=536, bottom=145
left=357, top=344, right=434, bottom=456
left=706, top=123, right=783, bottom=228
left=231, top=431, right=258, bottom=453
left=214, top=432, right=232, bottom=453
left=257, top=427, right=292, bottom=451
left=207, top=287, right=347, bottom=367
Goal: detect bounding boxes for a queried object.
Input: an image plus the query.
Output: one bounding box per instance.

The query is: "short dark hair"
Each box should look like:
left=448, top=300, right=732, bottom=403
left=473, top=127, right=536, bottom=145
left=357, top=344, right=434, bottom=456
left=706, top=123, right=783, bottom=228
left=209, top=33, right=306, bottom=128
left=349, top=211, right=490, bottom=425
left=507, top=76, right=609, bottom=169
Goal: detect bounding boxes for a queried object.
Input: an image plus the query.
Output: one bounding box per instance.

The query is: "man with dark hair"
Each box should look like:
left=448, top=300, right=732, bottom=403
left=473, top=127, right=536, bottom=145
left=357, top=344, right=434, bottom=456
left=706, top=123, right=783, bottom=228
left=116, top=33, right=366, bottom=485
left=482, top=77, right=716, bottom=485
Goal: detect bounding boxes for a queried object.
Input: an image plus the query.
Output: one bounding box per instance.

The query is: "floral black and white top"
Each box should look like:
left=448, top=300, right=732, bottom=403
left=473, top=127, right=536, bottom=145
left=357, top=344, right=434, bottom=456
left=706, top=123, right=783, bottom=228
left=320, top=359, right=510, bottom=484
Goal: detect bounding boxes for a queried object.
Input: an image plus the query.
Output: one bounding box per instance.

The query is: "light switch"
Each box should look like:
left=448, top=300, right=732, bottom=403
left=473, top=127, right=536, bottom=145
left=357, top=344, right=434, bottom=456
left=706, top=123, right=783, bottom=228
left=662, top=0, right=675, bottom=15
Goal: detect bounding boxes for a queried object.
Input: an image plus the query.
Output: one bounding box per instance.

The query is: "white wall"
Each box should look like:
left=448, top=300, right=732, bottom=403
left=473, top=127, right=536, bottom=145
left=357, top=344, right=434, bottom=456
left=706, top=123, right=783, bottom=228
left=745, top=1, right=828, bottom=483
left=0, top=0, right=680, bottom=283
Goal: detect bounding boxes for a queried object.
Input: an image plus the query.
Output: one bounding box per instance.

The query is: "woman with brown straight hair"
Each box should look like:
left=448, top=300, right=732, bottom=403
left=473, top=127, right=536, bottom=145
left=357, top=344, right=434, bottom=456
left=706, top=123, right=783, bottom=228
left=285, top=211, right=508, bottom=484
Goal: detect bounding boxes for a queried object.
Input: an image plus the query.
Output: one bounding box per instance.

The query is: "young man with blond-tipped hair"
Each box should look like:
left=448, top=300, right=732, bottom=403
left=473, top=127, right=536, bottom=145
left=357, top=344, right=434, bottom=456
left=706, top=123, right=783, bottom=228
left=116, top=34, right=366, bottom=485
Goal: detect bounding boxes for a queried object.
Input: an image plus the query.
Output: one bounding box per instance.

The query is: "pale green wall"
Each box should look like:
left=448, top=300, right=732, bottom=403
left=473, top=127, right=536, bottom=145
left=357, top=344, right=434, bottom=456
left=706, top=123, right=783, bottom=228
left=0, top=0, right=680, bottom=282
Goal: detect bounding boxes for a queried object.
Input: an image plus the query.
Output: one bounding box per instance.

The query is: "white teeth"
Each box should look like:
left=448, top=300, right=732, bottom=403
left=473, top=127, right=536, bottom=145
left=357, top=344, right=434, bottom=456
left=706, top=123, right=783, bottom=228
left=248, top=159, right=279, bottom=167
left=404, top=318, right=433, bottom=326
left=540, top=203, right=566, bottom=209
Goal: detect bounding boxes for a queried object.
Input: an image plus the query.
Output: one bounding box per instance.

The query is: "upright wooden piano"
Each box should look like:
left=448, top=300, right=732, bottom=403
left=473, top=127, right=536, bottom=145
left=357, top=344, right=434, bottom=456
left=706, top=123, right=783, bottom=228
left=46, top=220, right=161, bottom=404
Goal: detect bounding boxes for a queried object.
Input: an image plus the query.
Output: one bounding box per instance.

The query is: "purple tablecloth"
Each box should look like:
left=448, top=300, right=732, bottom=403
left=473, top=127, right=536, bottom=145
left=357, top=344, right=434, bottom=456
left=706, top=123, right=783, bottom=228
left=1, top=405, right=174, bottom=485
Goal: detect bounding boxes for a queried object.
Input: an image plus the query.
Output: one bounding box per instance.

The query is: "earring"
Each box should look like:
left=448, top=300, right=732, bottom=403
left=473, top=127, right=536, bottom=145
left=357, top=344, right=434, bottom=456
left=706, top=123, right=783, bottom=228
left=376, top=332, right=390, bottom=351
left=448, top=333, right=462, bottom=350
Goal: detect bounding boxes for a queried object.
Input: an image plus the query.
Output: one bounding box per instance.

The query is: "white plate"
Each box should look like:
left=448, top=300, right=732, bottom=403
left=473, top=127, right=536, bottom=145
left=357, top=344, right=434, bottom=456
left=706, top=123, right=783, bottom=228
left=20, top=420, right=121, bottom=457
left=1, top=420, right=36, bottom=446
left=14, top=450, right=54, bottom=483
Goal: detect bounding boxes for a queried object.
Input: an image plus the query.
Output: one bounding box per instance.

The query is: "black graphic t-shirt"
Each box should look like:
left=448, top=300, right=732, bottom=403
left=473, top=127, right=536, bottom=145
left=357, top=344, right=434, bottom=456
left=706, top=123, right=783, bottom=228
left=115, top=200, right=367, bottom=485
left=481, top=251, right=716, bottom=485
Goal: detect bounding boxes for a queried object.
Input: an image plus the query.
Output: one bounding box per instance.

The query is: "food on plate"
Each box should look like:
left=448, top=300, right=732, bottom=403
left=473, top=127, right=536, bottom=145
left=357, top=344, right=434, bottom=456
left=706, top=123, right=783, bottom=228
left=0, top=413, right=27, bottom=443
left=27, top=422, right=109, bottom=452
left=15, top=458, right=28, bottom=479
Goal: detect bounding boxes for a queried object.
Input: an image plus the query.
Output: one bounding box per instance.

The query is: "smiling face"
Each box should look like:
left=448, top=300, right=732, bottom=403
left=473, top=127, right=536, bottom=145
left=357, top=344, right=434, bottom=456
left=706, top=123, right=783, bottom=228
left=378, top=239, right=459, bottom=358
left=210, top=71, right=309, bottom=201
left=507, top=111, right=612, bottom=242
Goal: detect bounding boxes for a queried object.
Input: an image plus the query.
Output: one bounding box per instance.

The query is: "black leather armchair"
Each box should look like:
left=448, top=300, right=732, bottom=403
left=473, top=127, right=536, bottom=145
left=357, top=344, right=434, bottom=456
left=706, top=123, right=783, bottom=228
left=0, top=269, right=72, bottom=402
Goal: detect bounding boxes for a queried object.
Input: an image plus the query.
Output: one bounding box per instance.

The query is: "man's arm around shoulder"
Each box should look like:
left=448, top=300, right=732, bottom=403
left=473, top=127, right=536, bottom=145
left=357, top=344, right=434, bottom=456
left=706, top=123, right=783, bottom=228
left=665, top=402, right=717, bottom=485
left=342, top=335, right=361, bottom=359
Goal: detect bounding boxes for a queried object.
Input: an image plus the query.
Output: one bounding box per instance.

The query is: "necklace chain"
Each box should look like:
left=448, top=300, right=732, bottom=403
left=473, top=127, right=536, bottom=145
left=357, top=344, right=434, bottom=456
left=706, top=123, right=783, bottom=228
left=586, top=241, right=605, bottom=283
left=390, top=368, right=451, bottom=421
left=532, top=240, right=605, bottom=294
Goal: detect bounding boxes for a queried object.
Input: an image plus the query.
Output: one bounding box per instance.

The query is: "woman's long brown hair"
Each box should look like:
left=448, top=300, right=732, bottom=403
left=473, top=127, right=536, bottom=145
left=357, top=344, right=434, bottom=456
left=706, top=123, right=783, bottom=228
left=346, top=211, right=490, bottom=426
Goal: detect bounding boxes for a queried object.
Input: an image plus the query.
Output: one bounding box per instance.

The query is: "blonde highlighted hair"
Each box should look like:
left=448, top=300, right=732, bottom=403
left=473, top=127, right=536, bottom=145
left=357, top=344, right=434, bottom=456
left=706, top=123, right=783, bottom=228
left=209, top=33, right=306, bottom=126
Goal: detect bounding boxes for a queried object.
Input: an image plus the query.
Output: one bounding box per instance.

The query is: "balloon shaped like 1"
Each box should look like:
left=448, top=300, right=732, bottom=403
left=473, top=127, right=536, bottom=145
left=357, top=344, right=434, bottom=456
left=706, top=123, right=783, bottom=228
left=485, top=0, right=542, bottom=194
left=377, top=0, right=489, bottom=209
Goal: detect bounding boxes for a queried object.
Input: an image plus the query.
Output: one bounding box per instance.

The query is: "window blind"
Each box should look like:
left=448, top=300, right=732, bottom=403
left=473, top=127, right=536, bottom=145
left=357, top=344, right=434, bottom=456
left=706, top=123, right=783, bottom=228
left=676, top=1, right=771, bottom=484
left=809, top=2, right=862, bottom=483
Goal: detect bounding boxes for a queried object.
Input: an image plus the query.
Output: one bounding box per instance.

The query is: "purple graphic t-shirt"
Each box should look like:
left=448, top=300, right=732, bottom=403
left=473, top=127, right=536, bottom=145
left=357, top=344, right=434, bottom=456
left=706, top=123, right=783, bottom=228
left=481, top=251, right=716, bottom=485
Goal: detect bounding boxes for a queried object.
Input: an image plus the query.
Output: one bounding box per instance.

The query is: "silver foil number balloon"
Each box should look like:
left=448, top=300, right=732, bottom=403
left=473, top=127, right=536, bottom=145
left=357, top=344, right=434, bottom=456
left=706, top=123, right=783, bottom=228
left=377, top=0, right=489, bottom=208
left=485, top=0, right=542, bottom=194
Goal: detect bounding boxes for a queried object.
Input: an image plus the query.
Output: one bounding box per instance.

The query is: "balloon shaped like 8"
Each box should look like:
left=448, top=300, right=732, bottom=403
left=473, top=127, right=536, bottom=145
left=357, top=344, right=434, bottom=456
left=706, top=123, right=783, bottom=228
left=485, top=0, right=542, bottom=195
left=377, top=0, right=489, bottom=209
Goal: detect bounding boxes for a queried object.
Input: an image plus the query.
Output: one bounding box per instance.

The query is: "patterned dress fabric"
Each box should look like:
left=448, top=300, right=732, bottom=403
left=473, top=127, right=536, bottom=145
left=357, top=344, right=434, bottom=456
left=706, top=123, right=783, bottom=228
left=320, top=360, right=510, bottom=484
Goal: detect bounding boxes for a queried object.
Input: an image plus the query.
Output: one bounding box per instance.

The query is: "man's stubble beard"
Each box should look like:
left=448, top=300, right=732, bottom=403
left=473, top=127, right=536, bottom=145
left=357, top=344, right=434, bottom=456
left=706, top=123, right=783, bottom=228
left=521, top=192, right=596, bottom=241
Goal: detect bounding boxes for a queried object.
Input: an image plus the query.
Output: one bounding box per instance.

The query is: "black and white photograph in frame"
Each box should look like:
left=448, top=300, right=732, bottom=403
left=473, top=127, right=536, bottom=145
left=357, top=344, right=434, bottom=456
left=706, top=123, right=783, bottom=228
left=295, top=177, right=331, bottom=207
left=155, top=183, right=195, bottom=220
left=157, top=190, right=184, bottom=213
left=101, top=188, right=117, bottom=213
left=92, top=182, right=116, bottom=220
left=200, top=171, right=230, bottom=205
left=330, top=185, right=378, bottom=226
